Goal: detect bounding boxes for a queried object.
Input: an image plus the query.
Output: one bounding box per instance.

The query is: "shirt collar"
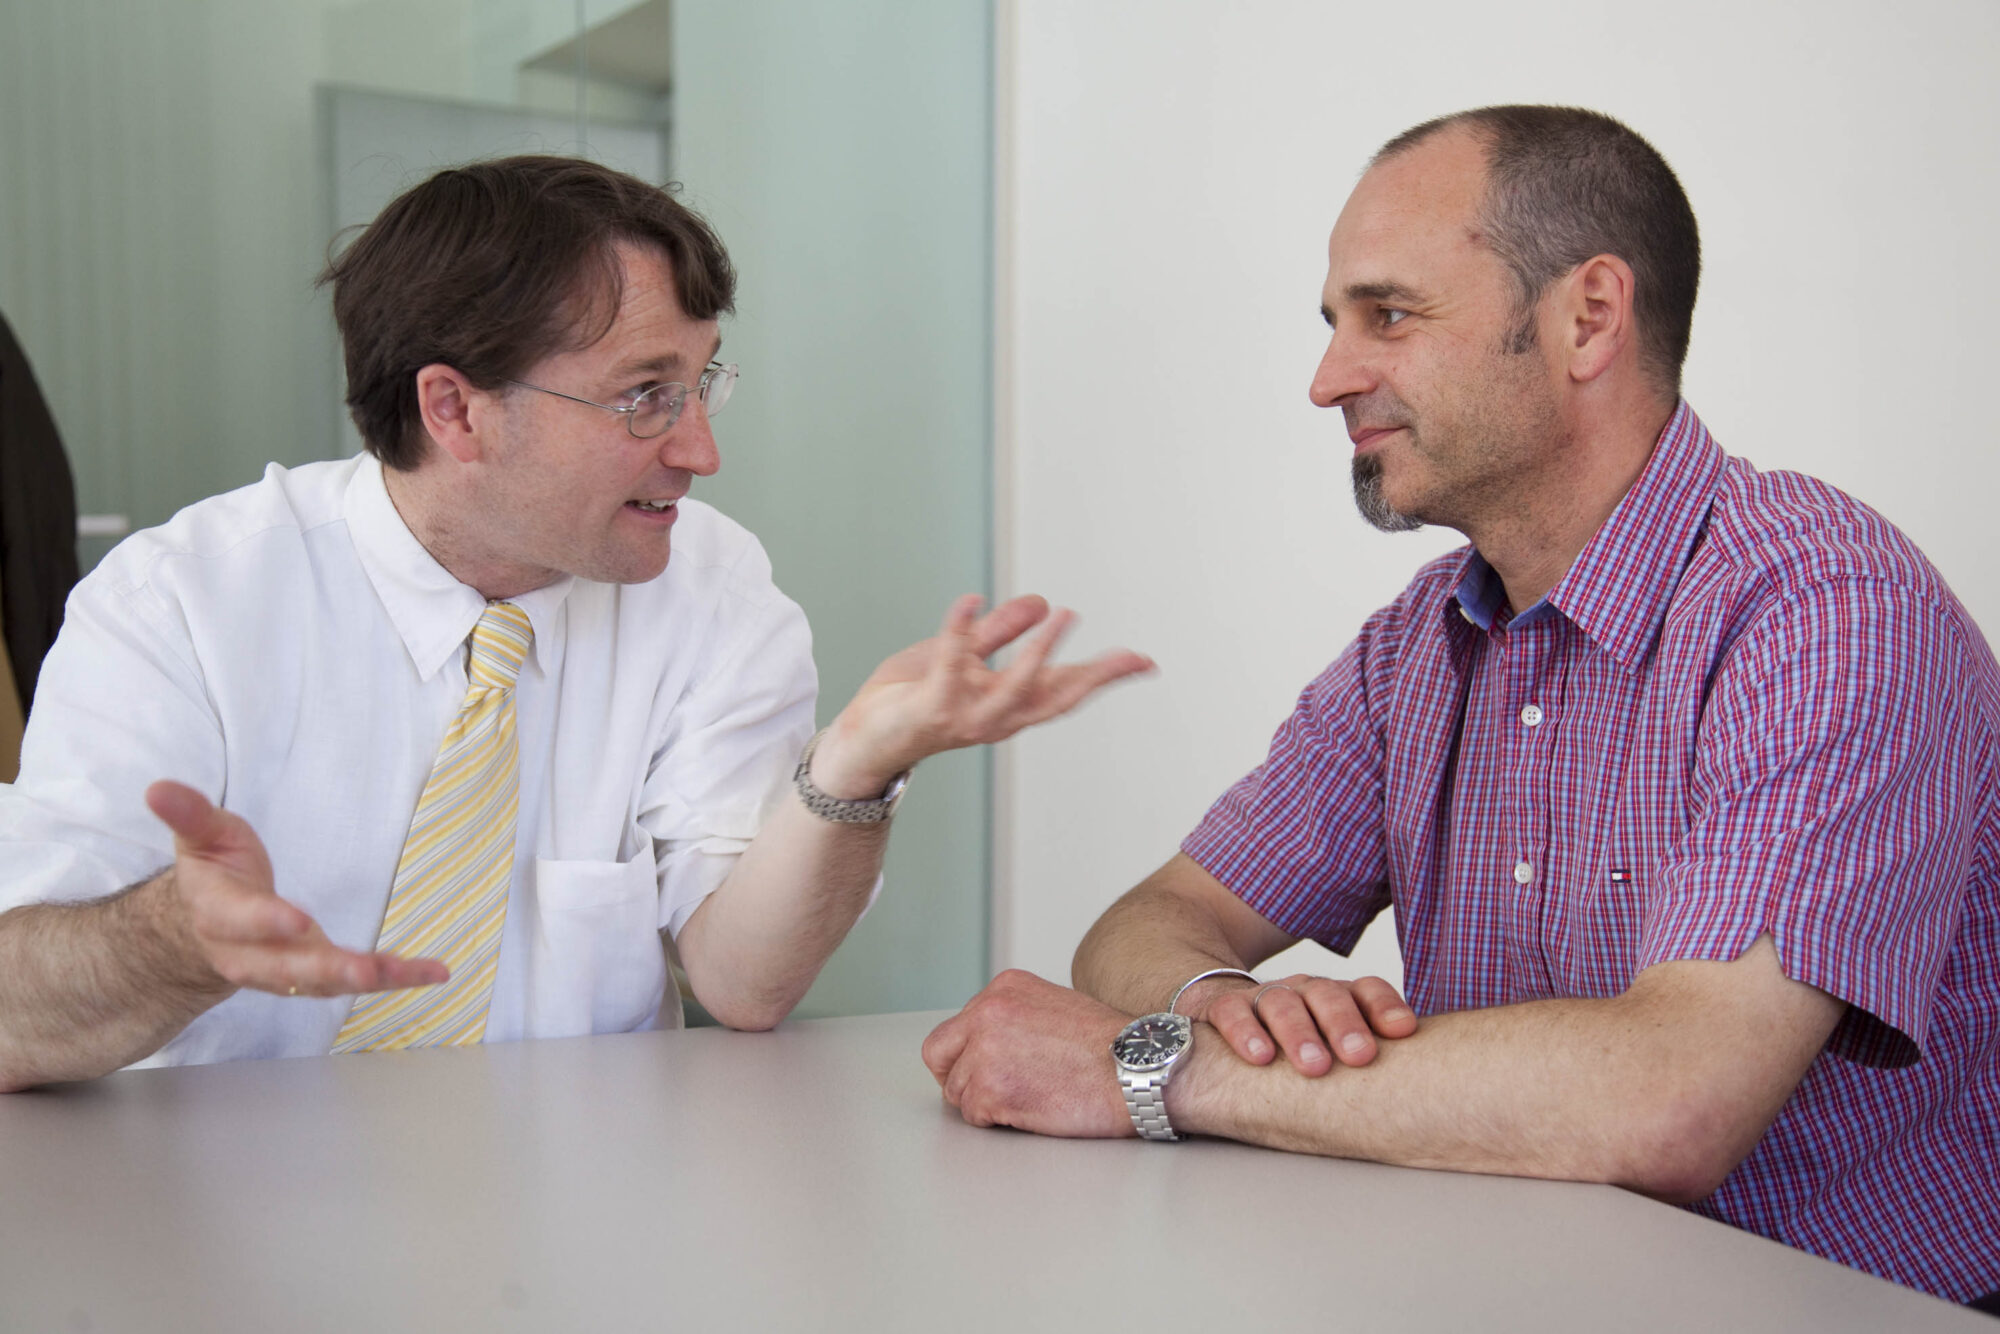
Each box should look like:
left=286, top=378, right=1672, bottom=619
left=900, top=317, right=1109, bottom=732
left=343, top=454, right=572, bottom=682
left=1452, top=552, right=1509, bottom=632
left=1448, top=401, right=1726, bottom=670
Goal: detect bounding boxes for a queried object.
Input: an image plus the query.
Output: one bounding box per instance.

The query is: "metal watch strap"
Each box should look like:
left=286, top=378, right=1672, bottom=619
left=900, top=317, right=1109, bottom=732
left=793, top=727, right=910, bottom=824
left=1120, top=1069, right=1181, bottom=1142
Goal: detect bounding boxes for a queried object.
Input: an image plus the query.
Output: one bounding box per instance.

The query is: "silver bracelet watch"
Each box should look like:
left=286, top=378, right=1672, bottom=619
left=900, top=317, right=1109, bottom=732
left=1111, top=967, right=1256, bottom=1140
left=1112, top=1011, right=1193, bottom=1140
left=793, top=727, right=913, bottom=824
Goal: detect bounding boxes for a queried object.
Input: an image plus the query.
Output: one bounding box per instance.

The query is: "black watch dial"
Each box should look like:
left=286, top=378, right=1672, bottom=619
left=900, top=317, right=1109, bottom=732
left=1114, top=1015, right=1188, bottom=1070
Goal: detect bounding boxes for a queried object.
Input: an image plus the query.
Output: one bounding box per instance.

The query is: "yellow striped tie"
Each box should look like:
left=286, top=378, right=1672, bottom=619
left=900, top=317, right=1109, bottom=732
left=334, top=601, right=533, bottom=1052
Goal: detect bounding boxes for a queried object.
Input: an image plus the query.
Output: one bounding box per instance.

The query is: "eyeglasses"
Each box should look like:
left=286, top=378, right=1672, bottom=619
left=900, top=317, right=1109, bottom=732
left=506, top=362, right=738, bottom=439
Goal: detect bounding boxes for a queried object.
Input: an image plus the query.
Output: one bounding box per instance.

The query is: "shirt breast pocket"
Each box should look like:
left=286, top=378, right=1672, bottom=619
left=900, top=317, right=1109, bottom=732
left=526, top=855, right=671, bottom=1039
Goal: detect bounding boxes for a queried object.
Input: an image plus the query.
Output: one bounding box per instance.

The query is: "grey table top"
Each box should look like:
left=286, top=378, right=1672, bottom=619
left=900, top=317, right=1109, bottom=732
left=0, top=1010, right=1986, bottom=1332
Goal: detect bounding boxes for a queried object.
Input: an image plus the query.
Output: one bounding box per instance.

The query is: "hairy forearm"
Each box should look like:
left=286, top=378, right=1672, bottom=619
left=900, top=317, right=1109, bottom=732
left=1074, top=857, right=1305, bottom=1021
left=1170, top=999, right=1670, bottom=1188
left=1073, top=886, right=1250, bottom=1016
left=674, top=796, right=890, bottom=1031
left=1168, top=941, right=1839, bottom=1202
left=0, top=872, right=231, bottom=1091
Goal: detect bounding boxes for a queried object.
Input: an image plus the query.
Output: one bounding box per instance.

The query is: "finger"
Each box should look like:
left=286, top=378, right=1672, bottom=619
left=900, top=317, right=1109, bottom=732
left=1257, top=985, right=1337, bottom=1076
left=1015, top=651, right=1157, bottom=725
left=921, top=1014, right=970, bottom=1085
left=188, top=885, right=314, bottom=944
left=964, top=594, right=1050, bottom=658
left=261, top=945, right=447, bottom=997
left=209, top=939, right=361, bottom=996
left=1349, top=975, right=1417, bottom=1038
left=1296, top=976, right=1380, bottom=1067
left=145, top=780, right=255, bottom=859
left=319, top=947, right=451, bottom=994
left=364, top=952, right=451, bottom=991
left=942, top=1039, right=978, bottom=1111
left=982, top=607, right=1075, bottom=716
left=935, top=592, right=984, bottom=643
left=926, top=594, right=985, bottom=684
left=1204, top=989, right=1278, bottom=1065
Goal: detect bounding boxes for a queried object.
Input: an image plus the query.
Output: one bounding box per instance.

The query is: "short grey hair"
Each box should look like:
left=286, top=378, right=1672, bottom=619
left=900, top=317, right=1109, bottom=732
left=1377, top=105, right=1701, bottom=398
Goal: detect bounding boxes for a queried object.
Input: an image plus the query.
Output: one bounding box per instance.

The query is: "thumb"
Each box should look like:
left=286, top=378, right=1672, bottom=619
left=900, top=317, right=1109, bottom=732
left=144, top=780, right=243, bottom=857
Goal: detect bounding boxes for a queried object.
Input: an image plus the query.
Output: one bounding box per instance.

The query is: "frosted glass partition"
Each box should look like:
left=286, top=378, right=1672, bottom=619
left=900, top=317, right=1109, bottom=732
left=319, top=84, right=668, bottom=455
left=0, top=0, right=639, bottom=573
left=671, top=1, right=995, bottom=1017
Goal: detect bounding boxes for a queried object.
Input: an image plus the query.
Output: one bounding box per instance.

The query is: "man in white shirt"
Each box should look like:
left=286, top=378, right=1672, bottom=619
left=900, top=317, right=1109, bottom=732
left=0, top=156, right=1148, bottom=1088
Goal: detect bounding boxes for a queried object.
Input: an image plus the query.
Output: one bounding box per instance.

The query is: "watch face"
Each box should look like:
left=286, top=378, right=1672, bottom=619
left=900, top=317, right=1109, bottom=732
left=1113, top=1014, right=1189, bottom=1071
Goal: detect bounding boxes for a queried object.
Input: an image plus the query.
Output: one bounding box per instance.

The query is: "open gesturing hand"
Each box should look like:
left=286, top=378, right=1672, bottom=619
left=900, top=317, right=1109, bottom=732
left=145, top=780, right=448, bottom=999
left=806, top=594, right=1153, bottom=798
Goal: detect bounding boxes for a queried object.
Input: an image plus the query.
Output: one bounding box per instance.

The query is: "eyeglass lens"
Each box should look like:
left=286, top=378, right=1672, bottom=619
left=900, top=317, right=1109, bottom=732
left=628, top=363, right=737, bottom=438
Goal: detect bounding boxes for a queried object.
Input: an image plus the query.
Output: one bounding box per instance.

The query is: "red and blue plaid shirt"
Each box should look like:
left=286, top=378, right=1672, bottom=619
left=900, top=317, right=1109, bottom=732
left=1184, top=403, right=2000, bottom=1301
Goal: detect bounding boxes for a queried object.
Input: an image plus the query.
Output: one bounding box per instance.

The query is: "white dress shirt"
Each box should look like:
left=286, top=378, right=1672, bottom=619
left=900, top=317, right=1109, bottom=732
left=0, top=454, right=816, bottom=1066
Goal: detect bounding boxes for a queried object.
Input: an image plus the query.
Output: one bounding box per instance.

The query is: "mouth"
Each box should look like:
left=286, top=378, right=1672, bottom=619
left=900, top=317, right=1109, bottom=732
left=1348, top=425, right=1405, bottom=452
left=625, top=497, right=681, bottom=523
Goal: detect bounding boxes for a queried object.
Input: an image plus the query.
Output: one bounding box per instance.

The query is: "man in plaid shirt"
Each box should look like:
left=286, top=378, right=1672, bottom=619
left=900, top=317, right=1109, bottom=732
left=925, top=105, right=1999, bottom=1309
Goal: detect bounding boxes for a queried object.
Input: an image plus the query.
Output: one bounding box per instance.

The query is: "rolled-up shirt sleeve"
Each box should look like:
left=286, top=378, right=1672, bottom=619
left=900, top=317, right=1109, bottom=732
left=0, top=571, right=223, bottom=913
left=1642, top=578, right=1982, bottom=1068
left=637, top=551, right=818, bottom=941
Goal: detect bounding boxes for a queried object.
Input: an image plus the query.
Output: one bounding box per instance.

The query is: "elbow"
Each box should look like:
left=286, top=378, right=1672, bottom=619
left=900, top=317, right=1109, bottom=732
left=695, top=989, right=797, bottom=1034
left=0, top=1055, right=59, bottom=1094
left=1626, top=1148, right=1736, bottom=1206
left=0, top=1041, right=44, bottom=1092
left=715, top=1008, right=786, bottom=1034
left=1612, top=1089, right=1755, bottom=1205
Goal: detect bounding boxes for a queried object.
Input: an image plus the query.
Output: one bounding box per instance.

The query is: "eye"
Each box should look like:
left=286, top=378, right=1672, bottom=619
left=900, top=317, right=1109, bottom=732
left=1378, top=307, right=1409, bottom=328
left=617, top=381, right=665, bottom=409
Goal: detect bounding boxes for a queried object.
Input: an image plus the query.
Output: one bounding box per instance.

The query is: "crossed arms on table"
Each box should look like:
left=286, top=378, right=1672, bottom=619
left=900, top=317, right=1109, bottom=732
left=923, top=852, right=1845, bottom=1204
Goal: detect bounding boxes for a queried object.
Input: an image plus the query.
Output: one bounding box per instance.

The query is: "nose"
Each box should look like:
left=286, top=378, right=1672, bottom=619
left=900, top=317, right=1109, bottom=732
left=1309, top=328, right=1374, bottom=409
left=661, top=397, right=721, bottom=476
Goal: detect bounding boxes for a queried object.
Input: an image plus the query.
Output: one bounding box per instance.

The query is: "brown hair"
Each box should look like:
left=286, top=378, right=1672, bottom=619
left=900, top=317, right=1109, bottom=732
left=1377, top=106, right=1701, bottom=399
left=319, top=155, right=737, bottom=470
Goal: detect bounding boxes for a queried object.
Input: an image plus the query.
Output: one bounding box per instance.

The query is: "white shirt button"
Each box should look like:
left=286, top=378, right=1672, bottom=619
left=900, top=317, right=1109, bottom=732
left=1519, top=703, right=1543, bottom=726
left=1513, top=860, right=1534, bottom=885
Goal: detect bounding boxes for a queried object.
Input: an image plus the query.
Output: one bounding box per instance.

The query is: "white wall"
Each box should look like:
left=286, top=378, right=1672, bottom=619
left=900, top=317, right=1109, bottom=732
left=995, top=0, right=2000, bottom=993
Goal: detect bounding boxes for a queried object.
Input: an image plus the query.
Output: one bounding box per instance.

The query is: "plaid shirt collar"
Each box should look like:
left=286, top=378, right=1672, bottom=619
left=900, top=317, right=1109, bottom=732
left=1450, top=400, right=1725, bottom=672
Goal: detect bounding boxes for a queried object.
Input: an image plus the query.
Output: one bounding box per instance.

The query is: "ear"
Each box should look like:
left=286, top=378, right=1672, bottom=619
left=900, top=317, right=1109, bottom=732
left=414, top=364, right=501, bottom=466
left=1557, top=254, right=1637, bottom=385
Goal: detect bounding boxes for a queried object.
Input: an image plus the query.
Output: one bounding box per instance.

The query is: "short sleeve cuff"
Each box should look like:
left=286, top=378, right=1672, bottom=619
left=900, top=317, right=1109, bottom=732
left=1639, top=869, right=1945, bottom=1068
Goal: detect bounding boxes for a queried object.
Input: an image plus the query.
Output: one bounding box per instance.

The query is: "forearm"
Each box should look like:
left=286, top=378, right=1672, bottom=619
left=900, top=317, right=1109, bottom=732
left=673, top=794, right=889, bottom=1031
left=1073, top=887, right=1249, bottom=1015
left=0, top=871, right=231, bottom=1090
left=1169, top=941, right=1840, bottom=1202
left=1074, top=856, right=1299, bottom=1018
left=1168, top=998, right=1657, bottom=1185
left=677, top=590, right=1153, bottom=1031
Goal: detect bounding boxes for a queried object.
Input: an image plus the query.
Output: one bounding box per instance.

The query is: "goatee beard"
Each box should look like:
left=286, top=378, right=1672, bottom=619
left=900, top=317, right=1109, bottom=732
left=1352, top=452, right=1423, bottom=533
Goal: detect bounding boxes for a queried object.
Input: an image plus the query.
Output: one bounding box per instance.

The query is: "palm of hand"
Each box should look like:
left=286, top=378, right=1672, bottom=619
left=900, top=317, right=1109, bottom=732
left=146, top=780, right=447, bottom=998
left=836, top=594, right=1153, bottom=780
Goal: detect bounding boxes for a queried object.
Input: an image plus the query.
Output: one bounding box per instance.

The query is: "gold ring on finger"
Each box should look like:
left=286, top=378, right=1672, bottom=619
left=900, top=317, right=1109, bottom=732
left=288, top=985, right=299, bottom=997
left=1250, top=982, right=1295, bottom=1019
